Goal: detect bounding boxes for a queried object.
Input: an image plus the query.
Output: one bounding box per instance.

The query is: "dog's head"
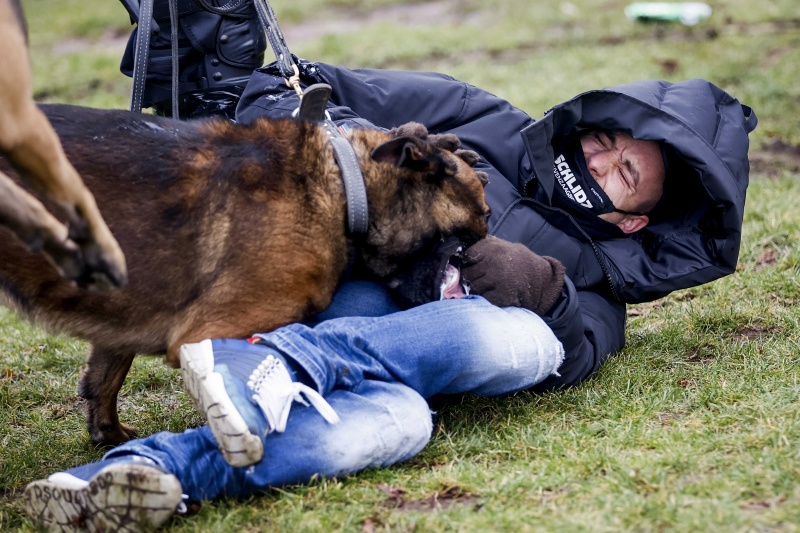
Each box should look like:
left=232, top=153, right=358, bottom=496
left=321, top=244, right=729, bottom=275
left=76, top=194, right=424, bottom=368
left=350, top=122, right=490, bottom=305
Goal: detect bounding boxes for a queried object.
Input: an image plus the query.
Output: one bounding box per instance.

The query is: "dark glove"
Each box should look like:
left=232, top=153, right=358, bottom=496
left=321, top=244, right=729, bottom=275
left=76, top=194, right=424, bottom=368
left=462, top=236, right=566, bottom=315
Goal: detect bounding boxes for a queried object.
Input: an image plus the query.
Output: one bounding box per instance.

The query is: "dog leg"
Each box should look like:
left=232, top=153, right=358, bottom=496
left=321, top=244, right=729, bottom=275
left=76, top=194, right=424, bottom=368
left=78, top=346, right=138, bottom=445
left=0, top=170, right=86, bottom=279
left=0, top=8, right=127, bottom=290
left=0, top=105, right=129, bottom=290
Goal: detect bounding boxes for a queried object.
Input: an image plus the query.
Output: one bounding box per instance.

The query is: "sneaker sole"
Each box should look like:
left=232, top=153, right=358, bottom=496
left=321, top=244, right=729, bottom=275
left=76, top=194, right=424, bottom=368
left=24, top=463, right=181, bottom=533
left=180, top=339, right=265, bottom=467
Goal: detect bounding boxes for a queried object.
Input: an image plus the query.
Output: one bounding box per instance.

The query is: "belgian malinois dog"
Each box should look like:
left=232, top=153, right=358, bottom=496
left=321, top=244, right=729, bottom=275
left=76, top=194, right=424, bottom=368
left=0, top=103, right=490, bottom=445
left=0, top=0, right=127, bottom=289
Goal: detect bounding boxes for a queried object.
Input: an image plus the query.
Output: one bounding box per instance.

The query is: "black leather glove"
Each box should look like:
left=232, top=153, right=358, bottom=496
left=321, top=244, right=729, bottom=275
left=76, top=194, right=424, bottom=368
left=462, top=236, right=566, bottom=315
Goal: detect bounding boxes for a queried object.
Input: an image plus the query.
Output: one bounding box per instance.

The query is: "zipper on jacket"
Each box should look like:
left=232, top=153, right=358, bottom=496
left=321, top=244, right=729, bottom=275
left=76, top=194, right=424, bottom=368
left=588, top=241, right=622, bottom=303
left=556, top=207, right=623, bottom=304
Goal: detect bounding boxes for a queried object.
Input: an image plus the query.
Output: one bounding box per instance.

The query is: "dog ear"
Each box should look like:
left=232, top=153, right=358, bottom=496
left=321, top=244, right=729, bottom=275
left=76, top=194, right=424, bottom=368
left=371, top=137, right=437, bottom=173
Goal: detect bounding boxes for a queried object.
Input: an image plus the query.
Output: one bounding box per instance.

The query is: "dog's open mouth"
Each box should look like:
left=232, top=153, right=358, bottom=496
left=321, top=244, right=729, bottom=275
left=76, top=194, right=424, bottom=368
left=386, top=235, right=473, bottom=308
left=437, top=246, right=470, bottom=300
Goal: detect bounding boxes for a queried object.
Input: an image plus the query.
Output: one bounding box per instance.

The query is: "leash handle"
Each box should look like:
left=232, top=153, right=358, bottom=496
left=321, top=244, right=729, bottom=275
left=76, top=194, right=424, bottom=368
left=130, top=0, right=155, bottom=114
left=252, top=0, right=299, bottom=85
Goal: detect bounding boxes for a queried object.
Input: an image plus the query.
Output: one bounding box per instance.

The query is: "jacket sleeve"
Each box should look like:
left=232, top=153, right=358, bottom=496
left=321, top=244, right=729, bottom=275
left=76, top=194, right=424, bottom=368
left=532, top=278, right=627, bottom=392
left=315, top=63, right=533, bottom=187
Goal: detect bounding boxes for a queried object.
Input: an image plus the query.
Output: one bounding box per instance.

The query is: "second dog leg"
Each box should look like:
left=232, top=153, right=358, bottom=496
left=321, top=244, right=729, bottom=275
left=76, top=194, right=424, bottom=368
left=78, top=346, right=138, bottom=445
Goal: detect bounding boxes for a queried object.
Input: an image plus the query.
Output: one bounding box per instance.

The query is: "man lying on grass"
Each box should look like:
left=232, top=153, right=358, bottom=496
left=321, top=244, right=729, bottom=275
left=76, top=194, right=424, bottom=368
left=23, top=4, right=757, bottom=530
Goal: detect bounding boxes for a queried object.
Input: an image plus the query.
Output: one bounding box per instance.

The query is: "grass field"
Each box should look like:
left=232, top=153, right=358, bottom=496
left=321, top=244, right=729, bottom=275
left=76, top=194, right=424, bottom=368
left=2, top=0, right=799, bottom=531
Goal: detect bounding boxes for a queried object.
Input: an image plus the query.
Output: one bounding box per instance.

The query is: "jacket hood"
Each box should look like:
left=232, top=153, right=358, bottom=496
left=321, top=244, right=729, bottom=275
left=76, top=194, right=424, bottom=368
left=521, top=79, right=758, bottom=303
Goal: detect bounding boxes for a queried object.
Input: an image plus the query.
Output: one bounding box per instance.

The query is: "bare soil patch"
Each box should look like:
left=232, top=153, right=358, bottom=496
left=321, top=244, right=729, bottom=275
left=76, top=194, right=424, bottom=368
left=750, top=138, right=800, bottom=178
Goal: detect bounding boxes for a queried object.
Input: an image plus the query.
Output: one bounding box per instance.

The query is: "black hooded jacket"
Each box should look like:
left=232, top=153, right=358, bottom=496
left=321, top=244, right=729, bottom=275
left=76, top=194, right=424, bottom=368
left=237, top=62, right=757, bottom=392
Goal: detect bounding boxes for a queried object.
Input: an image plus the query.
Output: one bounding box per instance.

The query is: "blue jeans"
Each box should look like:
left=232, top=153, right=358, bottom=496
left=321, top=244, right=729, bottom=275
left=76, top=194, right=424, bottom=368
left=101, top=281, right=564, bottom=500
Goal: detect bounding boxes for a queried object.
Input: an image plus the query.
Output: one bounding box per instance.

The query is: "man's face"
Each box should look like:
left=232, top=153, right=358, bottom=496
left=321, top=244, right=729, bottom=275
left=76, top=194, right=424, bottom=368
left=580, top=130, right=666, bottom=234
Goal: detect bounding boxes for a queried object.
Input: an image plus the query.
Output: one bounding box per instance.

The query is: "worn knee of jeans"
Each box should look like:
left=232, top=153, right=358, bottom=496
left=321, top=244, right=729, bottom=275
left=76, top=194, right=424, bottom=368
left=457, top=302, right=565, bottom=396
left=323, top=382, right=432, bottom=470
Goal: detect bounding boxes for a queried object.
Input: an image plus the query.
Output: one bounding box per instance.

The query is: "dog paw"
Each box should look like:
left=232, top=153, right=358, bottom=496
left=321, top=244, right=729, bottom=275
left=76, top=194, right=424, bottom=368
left=71, top=241, right=129, bottom=291
left=91, top=422, right=139, bottom=447
left=64, top=207, right=128, bottom=290
left=428, top=133, right=461, bottom=152
left=390, top=122, right=429, bottom=139
left=40, top=235, right=86, bottom=281
left=454, top=148, right=480, bottom=166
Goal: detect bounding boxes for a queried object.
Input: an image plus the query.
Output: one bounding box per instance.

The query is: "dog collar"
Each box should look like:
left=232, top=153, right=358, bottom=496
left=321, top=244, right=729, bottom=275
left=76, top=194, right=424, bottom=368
left=295, top=83, right=369, bottom=234
left=323, top=120, right=370, bottom=234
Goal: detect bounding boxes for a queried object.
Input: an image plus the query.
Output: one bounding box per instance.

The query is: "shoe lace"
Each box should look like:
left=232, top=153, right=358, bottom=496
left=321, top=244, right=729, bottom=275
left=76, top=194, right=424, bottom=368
left=247, top=355, right=340, bottom=434
left=176, top=495, right=190, bottom=515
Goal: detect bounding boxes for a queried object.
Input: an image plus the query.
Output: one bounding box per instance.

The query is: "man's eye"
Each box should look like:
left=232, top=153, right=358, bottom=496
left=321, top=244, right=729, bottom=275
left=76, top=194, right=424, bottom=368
left=619, top=169, right=632, bottom=188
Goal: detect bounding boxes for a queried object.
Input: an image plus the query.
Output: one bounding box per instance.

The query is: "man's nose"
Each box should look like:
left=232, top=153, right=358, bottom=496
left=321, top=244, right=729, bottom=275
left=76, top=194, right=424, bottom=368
left=585, top=152, right=608, bottom=181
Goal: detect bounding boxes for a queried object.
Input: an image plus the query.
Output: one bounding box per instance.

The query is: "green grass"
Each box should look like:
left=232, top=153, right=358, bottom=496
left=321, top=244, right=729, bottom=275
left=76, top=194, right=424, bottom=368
left=3, top=0, right=800, bottom=530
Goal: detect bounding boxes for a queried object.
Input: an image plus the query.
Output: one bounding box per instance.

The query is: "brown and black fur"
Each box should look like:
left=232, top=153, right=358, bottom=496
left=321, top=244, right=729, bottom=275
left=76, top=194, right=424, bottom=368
left=0, top=0, right=127, bottom=289
left=0, top=103, right=490, bottom=445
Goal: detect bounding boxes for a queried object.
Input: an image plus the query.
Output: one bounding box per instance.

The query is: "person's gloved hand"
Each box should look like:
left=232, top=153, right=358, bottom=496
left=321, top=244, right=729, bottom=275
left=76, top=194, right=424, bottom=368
left=462, top=236, right=566, bottom=315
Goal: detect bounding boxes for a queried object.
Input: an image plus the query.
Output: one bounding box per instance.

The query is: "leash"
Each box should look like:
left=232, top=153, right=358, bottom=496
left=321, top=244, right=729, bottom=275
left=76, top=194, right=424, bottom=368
left=251, top=0, right=302, bottom=94
left=127, top=0, right=180, bottom=117
left=129, top=0, right=155, bottom=115
left=247, top=1, right=369, bottom=234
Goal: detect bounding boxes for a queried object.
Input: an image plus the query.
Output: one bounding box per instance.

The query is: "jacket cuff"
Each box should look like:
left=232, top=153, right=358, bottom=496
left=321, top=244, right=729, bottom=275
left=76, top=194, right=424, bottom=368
left=535, top=256, right=567, bottom=315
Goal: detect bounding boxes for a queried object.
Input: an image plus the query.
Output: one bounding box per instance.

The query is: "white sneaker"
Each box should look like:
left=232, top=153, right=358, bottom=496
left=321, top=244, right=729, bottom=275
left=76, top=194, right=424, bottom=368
left=180, top=338, right=339, bottom=468
left=24, top=462, right=182, bottom=532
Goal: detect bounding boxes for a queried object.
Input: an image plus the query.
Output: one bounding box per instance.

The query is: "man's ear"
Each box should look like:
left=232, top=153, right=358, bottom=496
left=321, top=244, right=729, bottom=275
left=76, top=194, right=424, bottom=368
left=617, top=214, right=649, bottom=234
